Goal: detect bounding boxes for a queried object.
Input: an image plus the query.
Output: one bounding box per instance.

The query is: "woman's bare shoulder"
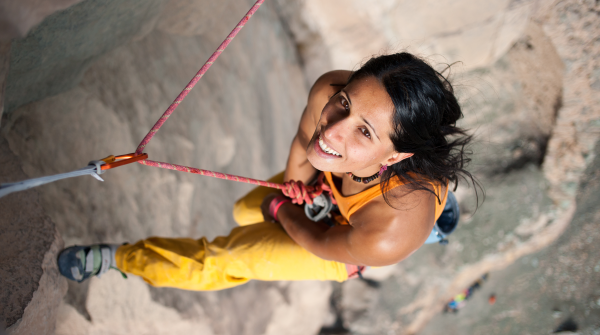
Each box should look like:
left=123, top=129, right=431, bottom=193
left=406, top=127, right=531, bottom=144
left=347, top=184, right=437, bottom=265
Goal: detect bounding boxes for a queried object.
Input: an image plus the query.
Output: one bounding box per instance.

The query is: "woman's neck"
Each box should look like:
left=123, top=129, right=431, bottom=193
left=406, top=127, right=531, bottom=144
left=330, top=171, right=382, bottom=197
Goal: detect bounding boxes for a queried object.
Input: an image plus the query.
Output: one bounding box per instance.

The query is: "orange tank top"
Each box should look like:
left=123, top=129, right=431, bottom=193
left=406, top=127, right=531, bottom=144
left=323, top=171, right=448, bottom=225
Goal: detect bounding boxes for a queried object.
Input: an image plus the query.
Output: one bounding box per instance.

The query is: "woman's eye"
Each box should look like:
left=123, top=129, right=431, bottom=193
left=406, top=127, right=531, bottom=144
left=360, top=127, right=371, bottom=139
left=340, top=97, right=349, bottom=110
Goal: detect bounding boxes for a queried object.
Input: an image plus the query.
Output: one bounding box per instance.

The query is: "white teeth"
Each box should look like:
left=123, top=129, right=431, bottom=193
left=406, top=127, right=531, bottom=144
left=318, top=135, right=341, bottom=157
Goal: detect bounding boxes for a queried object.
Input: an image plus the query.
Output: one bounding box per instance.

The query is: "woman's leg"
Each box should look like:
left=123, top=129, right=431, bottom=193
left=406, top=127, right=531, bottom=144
left=232, top=171, right=285, bottom=226
left=61, top=171, right=348, bottom=288
left=116, top=221, right=348, bottom=291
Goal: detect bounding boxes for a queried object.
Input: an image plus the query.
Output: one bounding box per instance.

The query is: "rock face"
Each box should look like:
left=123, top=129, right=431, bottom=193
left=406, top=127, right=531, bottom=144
left=457, top=20, right=563, bottom=178
left=1, top=23, right=68, bottom=335
left=538, top=0, right=600, bottom=205
left=4, top=0, right=165, bottom=114
left=0, top=0, right=82, bottom=41
left=275, top=0, right=535, bottom=85
left=420, top=139, right=600, bottom=335
left=157, top=0, right=238, bottom=36
left=0, top=134, right=67, bottom=334
left=0, top=41, right=10, bottom=127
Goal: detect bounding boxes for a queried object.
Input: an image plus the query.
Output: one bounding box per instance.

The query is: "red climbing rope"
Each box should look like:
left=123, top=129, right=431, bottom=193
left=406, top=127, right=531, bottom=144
left=0, top=0, right=323, bottom=203
left=133, top=0, right=282, bottom=187
left=138, top=159, right=284, bottom=190
left=131, top=0, right=325, bottom=204
left=135, top=0, right=264, bottom=155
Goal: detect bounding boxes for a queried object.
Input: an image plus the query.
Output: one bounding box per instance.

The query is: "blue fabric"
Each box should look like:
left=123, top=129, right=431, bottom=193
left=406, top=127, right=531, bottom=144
left=424, top=191, right=460, bottom=244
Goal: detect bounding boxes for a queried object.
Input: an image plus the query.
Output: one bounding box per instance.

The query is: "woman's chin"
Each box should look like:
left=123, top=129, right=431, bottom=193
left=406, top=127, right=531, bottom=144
left=307, top=150, right=340, bottom=173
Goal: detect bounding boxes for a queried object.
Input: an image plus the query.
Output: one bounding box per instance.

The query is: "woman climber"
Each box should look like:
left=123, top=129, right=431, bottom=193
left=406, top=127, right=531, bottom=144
left=58, top=52, right=478, bottom=290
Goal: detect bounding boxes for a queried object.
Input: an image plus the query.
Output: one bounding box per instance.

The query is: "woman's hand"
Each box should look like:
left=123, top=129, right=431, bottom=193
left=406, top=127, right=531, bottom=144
left=282, top=180, right=317, bottom=205
left=261, top=193, right=280, bottom=222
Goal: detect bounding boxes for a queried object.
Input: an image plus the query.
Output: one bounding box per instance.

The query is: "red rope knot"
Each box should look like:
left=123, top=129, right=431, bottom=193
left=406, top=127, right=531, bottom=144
left=282, top=173, right=336, bottom=205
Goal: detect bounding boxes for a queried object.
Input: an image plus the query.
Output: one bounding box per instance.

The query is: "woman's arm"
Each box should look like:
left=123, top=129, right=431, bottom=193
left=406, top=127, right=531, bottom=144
left=262, top=186, right=437, bottom=266
left=284, top=70, right=352, bottom=183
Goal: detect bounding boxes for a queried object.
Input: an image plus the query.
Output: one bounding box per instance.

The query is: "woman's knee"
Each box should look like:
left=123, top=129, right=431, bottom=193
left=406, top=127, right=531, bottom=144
left=232, top=171, right=286, bottom=226
left=233, top=196, right=265, bottom=226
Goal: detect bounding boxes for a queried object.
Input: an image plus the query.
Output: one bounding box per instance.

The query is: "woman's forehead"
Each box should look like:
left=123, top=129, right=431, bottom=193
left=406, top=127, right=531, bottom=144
left=345, top=77, right=395, bottom=132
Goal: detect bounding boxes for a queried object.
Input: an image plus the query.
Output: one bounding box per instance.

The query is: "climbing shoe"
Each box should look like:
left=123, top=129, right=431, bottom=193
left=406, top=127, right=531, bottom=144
left=57, top=244, right=126, bottom=282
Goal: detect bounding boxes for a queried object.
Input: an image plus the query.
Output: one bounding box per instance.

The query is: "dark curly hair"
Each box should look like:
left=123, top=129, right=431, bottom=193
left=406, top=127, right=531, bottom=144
left=347, top=52, right=482, bottom=207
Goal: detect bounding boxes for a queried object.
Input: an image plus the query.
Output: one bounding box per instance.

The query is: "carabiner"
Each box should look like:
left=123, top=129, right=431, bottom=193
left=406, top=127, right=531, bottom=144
left=99, top=153, right=148, bottom=171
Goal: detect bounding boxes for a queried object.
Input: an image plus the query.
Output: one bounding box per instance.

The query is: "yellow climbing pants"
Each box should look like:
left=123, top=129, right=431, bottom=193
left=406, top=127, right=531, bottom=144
left=115, top=172, right=349, bottom=291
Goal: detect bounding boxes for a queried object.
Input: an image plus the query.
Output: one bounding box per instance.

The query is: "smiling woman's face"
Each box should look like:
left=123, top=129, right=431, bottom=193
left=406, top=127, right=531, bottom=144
left=306, top=76, right=400, bottom=175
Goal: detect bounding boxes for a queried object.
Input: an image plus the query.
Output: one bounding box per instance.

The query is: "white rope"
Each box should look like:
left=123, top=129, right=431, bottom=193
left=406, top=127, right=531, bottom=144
left=0, top=161, right=105, bottom=199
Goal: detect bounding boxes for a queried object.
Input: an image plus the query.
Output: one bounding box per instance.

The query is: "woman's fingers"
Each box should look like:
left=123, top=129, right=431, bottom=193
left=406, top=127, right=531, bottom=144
left=282, top=179, right=327, bottom=205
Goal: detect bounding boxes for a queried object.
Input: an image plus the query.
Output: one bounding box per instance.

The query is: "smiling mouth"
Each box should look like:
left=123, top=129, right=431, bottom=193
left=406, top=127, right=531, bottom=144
left=318, top=134, right=341, bottom=157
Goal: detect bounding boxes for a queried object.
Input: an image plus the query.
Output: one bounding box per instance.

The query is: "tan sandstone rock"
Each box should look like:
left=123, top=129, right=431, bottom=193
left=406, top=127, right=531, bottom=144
left=276, top=0, right=534, bottom=85
left=157, top=0, right=238, bottom=36
left=0, top=0, right=82, bottom=41
left=0, top=132, right=68, bottom=335
left=1, top=33, right=68, bottom=335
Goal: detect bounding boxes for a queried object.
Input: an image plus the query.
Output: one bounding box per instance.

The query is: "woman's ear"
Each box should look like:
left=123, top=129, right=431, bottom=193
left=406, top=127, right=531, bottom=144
left=386, top=152, right=413, bottom=166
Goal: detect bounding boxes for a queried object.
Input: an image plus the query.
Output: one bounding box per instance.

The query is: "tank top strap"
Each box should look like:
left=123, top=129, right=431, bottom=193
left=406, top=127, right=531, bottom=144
left=323, top=171, right=448, bottom=223
left=323, top=171, right=407, bottom=220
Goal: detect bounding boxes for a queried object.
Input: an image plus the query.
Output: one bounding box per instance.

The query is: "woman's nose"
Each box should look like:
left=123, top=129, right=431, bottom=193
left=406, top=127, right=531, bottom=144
left=323, top=117, right=348, bottom=143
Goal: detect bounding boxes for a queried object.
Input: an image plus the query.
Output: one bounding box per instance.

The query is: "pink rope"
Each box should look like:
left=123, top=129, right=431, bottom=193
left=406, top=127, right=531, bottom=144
left=132, top=0, right=286, bottom=190
left=135, top=0, right=265, bottom=155
left=140, top=159, right=283, bottom=190
left=131, top=0, right=323, bottom=201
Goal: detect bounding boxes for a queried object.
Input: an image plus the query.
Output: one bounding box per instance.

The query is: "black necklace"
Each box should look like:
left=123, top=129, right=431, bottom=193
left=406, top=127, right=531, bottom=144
left=346, top=170, right=381, bottom=184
